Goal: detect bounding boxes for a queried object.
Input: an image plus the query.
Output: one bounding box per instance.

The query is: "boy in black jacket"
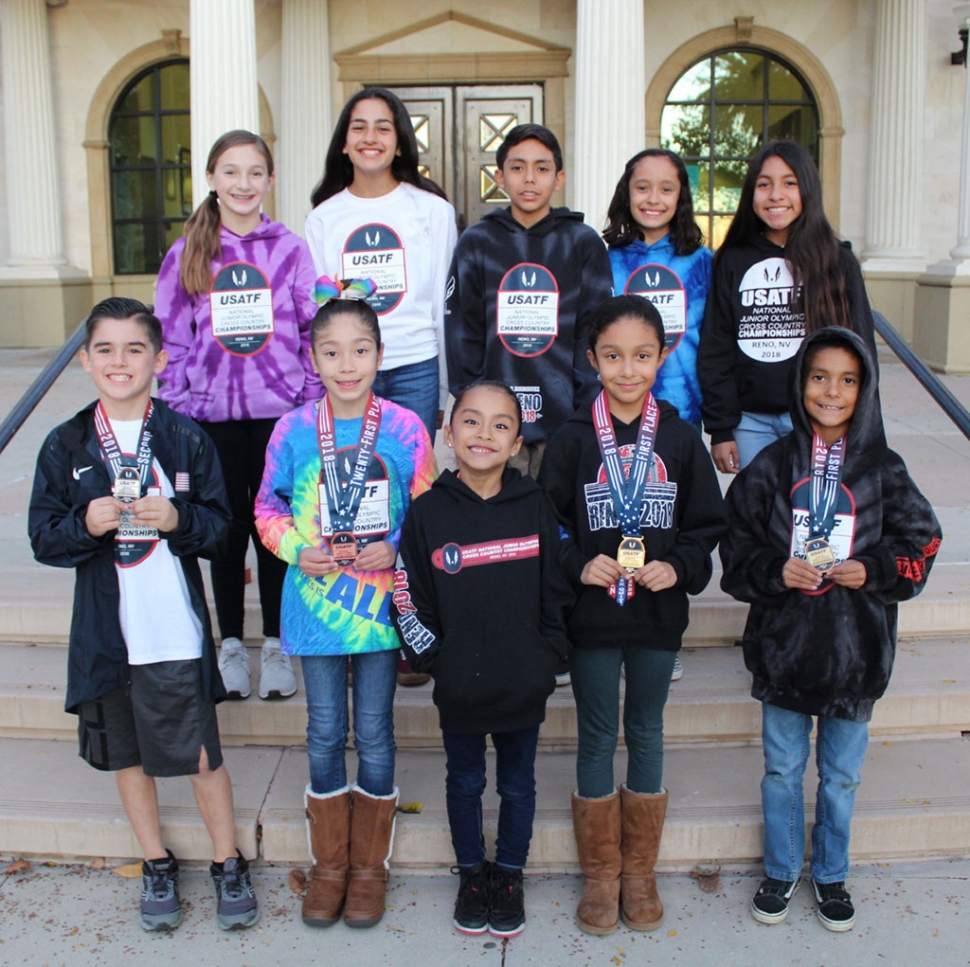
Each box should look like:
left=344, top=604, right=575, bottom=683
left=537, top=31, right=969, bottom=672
left=720, top=327, right=940, bottom=932
left=28, top=298, right=258, bottom=933
left=444, top=123, right=613, bottom=478
left=392, top=381, right=572, bottom=938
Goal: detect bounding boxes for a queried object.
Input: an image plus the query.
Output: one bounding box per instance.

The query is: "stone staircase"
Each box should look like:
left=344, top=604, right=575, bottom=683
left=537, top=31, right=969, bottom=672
left=1, top=347, right=969, bottom=870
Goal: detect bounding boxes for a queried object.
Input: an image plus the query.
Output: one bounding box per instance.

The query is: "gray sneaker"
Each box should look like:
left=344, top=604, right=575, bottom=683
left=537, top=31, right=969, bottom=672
left=210, top=853, right=260, bottom=930
left=259, top=637, right=297, bottom=700
left=139, top=850, right=181, bottom=931
left=218, top=638, right=251, bottom=700
left=671, top=656, right=684, bottom=681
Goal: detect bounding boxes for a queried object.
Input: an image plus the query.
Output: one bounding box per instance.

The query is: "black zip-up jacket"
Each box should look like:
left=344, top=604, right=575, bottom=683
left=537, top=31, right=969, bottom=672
left=28, top=399, right=231, bottom=712
left=698, top=236, right=875, bottom=444
left=538, top=399, right=726, bottom=651
left=391, top=468, right=572, bottom=735
left=719, top=328, right=941, bottom=722
left=445, top=206, right=614, bottom=444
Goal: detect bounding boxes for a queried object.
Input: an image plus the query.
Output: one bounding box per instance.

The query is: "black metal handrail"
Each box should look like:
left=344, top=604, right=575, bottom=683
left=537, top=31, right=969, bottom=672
left=873, top=311, right=970, bottom=442
left=0, top=318, right=87, bottom=456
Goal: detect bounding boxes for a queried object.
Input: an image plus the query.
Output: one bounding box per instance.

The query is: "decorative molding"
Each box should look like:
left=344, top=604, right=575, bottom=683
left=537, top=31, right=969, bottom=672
left=336, top=51, right=570, bottom=84
left=734, top=16, right=754, bottom=43
left=161, top=29, right=182, bottom=55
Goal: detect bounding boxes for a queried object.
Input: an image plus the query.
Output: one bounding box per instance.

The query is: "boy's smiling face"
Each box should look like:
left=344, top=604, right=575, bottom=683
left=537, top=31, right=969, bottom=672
left=494, top=138, right=565, bottom=228
left=803, top=345, right=861, bottom=445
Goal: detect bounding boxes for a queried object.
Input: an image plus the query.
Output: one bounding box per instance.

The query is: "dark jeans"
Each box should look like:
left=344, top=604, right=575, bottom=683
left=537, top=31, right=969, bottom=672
left=372, top=356, right=440, bottom=445
left=570, top=645, right=675, bottom=798
left=198, top=417, right=288, bottom=640
left=442, top=725, right=540, bottom=871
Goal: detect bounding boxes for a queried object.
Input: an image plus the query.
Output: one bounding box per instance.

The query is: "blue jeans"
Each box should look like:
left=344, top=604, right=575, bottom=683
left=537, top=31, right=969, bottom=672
left=735, top=411, right=794, bottom=469
left=760, top=703, right=870, bottom=884
left=570, top=647, right=676, bottom=798
left=301, top=650, right=397, bottom=796
left=442, top=726, right=540, bottom=870
left=373, top=355, right=439, bottom=444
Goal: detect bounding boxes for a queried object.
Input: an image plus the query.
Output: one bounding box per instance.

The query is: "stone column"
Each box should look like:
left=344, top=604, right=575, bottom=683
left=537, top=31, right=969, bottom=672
left=0, top=0, right=66, bottom=271
left=949, top=5, right=970, bottom=265
left=189, top=0, right=260, bottom=209
left=572, top=0, right=645, bottom=232
left=278, top=0, right=332, bottom=234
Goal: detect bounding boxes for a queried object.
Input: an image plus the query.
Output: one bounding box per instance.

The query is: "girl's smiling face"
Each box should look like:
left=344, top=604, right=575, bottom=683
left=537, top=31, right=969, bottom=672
left=587, top=316, right=669, bottom=423
left=311, top=313, right=384, bottom=418
left=445, top=385, right=523, bottom=477
left=753, top=155, right=802, bottom=245
left=343, top=97, right=400, bottom=178
left=206, top=143, right=273, bottom=234
left=628, top=154, right=681, bottom=244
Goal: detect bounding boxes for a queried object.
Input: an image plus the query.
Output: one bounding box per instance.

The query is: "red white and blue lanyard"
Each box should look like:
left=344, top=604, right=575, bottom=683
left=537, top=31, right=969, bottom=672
left=93, top=400, right=154, bottom=500
left=317, top=391, right=382, bottom=537
left=809, top=433, right=845, bottom=541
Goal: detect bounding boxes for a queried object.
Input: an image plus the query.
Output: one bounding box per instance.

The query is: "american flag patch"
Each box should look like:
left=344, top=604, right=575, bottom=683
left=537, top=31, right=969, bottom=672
left=175, top=472, right=191, bottom=492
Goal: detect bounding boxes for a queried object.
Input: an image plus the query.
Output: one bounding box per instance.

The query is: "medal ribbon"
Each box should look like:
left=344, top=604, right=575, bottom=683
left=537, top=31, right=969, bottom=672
left=317, top=391, right=382, bottom=540
left=592, top=390, right=660, bottom=605
left=93, top=401, right=154, bottom=501
left=808, top=433, right=845, bottom=541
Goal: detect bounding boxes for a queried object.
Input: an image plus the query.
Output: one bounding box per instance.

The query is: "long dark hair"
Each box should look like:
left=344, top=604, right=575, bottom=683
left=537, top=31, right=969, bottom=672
left=718, top=140, right=853, bottom=332
left=603, top=149, right=703, bottom=255
left=310, top=88, right=447, bottom=207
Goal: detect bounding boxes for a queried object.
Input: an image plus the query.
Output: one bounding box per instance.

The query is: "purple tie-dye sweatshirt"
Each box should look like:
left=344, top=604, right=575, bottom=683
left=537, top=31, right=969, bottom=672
left=155, top=214, right=322, bottom=424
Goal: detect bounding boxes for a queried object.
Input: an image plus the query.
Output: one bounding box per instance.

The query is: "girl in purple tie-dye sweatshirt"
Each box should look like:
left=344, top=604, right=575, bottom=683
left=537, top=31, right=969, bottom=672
left=155, top=130, right=321, bottom=703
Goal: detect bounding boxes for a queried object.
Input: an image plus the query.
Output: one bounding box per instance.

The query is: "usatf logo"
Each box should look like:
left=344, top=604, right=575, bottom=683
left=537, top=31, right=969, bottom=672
left=624, top=263, right=687, bottom=351
left=231, top=268, right=248, bottom=287
left=210, top=261, right=274, bottom=357
left=496, top=262, right=560, bottom=357
left=583, top=446, right=677, bottom=532
left=341, top=224, right=407, bottom=314
left=431, top=536, right=540, bottom=573
left=736, top=257, right=804, bottom=362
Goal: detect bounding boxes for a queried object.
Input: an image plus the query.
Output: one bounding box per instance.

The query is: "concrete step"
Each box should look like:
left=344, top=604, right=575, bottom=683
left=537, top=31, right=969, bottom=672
left=3, top=736, right=969, bottom=869
left=3, top=637, right=969, bottom=749
left=3, top=561, right=970, bottom=646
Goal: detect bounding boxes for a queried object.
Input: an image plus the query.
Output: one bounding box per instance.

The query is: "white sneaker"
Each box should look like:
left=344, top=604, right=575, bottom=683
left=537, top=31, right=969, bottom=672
left=259, top=637, right=297, bottom=700
left=219, top=637, right=251, bottom=700
left=671, top=656, right=684, bottom=681
left=554, top=671, right=571, bottom=687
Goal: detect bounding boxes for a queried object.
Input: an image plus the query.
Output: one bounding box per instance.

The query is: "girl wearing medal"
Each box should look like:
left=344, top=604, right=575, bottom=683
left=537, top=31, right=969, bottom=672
left=254, top=279, right=436, bottom=931
left=156, top=130, right=322, bottom=703
left=539, top=295, right=725, bottom=937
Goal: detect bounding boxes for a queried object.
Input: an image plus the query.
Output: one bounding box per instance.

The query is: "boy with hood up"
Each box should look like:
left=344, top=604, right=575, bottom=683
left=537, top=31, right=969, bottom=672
left=719, top=327, right=940, bottom=933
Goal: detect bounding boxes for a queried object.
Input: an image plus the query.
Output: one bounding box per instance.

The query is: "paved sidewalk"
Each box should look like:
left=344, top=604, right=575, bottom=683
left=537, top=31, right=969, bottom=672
left=1, top=860, right=968, bottom=967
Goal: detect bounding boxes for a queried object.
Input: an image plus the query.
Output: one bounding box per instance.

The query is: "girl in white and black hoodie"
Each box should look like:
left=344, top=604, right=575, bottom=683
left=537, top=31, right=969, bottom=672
left=393, top=381, right=572, bottom=940
left=720, top=327, right=941, bottom=932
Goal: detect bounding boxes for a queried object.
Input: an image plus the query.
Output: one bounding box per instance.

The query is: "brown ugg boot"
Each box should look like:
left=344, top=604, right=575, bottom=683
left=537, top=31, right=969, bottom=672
left=571, top=790, right=622, bottom=935
left=302, top=784, right=351, bottom=927
left=619, top=785, right=668, bottom=931
left=343, top=785, right=398, bottom=928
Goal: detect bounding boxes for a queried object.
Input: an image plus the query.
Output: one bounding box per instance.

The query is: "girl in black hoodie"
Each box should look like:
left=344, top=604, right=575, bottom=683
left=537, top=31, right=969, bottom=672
left=393, top=380, right=572, bottom=939
left=538, top=295, right=725, bottom=936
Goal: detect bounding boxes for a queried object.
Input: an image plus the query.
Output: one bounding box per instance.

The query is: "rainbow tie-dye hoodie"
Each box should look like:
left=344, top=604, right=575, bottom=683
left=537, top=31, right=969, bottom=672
left=255, top=397, right=436, bottom=655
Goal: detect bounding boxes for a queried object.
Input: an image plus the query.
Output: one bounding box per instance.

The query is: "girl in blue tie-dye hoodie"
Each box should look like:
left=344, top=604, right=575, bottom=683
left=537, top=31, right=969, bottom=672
left=603, top=150, right=712, bottom=430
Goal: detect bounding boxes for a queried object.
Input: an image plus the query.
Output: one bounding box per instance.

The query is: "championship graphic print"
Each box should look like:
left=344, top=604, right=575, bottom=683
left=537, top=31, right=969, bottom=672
left=317, top=448, right=391, bottom=550
left=114, top=466, right=161, bottom=568
left=623, top=263, right=687, bottom=352
left=209, top=261, right=275, bottom=356
left=340, top=223, right=407, bottom=314
left=789, top=476, right=856, bottom=595
left=496, top=263, right=560, bottom=357
left=736, top=257, right=804, bottom=362
left=584, top=447, right=677, bottom=533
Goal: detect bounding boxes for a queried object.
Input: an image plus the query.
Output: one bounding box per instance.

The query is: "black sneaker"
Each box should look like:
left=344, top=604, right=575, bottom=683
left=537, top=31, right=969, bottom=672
left=139, top=850, right=181, bottom=931
left=813, top=880, right=856, bottom=931
left=488, top=866, right=525, bottom=938
left=209, top=852, right=260, bottom=930
left=452, top=862, right=490, bottom=934
left=750, top=877, right=800, bottom=925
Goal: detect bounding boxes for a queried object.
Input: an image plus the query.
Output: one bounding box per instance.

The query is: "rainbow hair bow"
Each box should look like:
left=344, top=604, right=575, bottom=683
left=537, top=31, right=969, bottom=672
left=314, top=276, right=378, bottom=305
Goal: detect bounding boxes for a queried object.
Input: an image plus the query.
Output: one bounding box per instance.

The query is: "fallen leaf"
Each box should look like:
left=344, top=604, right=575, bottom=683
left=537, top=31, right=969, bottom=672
left=397, top=802, right=423, bottom=814
left=289, top=869, right=307, bottom=894
left=68, top=927, right=79, bottom=936
left=388, top=924, right=405, bottom=932
left=667, top=930, right=677, bottom=937
left=933, top=929, right=940, bottom=937
left=689, top=862, right=722, bottom=893
left=612, top=958, right=623, bottom=966
left=111, top=862, right=143, bottom=879
left=88, top=857, right=106, bottom=870
left=617, top=948, right=626, bottom=956
left=4, top=858, right=31, bottom=874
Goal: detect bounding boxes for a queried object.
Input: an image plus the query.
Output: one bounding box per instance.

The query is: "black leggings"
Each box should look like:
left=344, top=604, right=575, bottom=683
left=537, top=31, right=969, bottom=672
left=199, top=417, right=287, bottom=640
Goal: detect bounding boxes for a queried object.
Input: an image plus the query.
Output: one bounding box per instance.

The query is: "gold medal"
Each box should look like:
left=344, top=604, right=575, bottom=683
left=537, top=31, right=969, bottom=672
left=112, top=466, right=142, bottom=501
left=617, top=536, right=646, bottom=573
left=329, top=531, right=358, bottom=566
left=804, top=536, right=837, bottom=572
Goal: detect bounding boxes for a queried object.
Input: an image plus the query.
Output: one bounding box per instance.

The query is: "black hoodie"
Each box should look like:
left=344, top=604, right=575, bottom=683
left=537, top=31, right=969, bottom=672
left=391, top=468, right=572, bottom=735
left=719, top=328, right=941, bottom=722
left=697, top=236, right=875, bottom=444
left=538, top=399, right=726, bottom=651
left=444, top=206, right=614, bottom=444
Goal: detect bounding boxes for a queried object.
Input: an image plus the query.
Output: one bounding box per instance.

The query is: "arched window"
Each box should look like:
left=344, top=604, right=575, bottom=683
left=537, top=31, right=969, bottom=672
left=109, top=60, right=191, bottom=274
left=661, top=49, right=819, bottom=249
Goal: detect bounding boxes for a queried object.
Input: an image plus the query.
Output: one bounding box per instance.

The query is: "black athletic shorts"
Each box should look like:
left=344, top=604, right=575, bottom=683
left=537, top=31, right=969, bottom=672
left=76, top=658, right=223, bottom=778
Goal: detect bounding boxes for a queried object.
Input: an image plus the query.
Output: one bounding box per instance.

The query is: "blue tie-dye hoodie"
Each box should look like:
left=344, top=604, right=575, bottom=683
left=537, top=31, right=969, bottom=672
left=609, top=236, right=712, bottom=426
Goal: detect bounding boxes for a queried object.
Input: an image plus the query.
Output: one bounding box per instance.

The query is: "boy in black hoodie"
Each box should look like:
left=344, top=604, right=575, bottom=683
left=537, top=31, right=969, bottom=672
left=444, top=124, right=613, bottom=478
left=392, top=381, right=572, bottom=939
left=720, top=327, right=940, bottom=932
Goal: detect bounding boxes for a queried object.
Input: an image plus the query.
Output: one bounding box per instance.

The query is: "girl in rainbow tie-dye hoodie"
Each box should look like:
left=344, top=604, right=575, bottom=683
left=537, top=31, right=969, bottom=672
left=255, top=288, right=436, bottom=930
